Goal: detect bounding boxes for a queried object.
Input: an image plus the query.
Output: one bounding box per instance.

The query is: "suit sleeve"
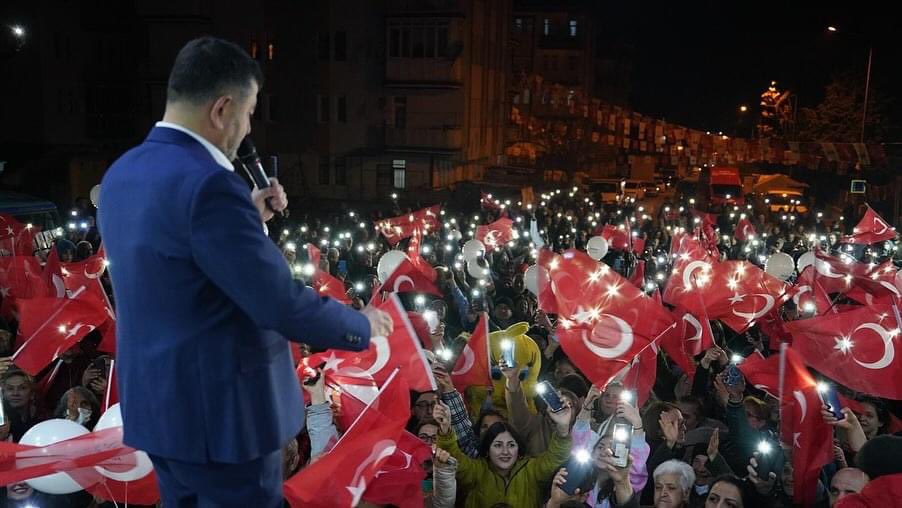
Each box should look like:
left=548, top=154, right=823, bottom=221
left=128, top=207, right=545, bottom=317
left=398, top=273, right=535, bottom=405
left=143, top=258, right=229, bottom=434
left=188, top=170, right=370, bottom=350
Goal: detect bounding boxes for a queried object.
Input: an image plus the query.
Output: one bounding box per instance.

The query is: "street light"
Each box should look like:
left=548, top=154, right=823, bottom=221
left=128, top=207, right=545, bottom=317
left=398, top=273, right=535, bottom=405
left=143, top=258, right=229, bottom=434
left=739, top=105, right=748, bottom=113
left=826, top=26, right=873, bottom=143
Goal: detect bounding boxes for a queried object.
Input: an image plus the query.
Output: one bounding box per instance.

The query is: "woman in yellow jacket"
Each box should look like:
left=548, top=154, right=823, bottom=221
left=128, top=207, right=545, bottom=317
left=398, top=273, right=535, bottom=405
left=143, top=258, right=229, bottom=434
left=433, top=397, right=573, bottom=507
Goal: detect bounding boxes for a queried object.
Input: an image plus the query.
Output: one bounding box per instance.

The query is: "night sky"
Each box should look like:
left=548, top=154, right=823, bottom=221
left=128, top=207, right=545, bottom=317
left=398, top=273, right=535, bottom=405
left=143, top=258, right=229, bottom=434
left=599, top=1, right=902, bottom=138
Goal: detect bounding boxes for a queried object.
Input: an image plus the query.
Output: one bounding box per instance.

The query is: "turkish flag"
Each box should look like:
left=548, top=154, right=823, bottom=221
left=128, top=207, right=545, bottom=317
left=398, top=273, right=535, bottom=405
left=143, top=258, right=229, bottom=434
left=379, top=257, right=441, bottom=297
left=812, top=251, right=900, bottom=299
left=779, top=346, right=833, bottom=506
left=616, top=340, right=657, bottom=407
left=791, top=266, right=835, bottom=316
left=601, top=224, right=630, bottom=252
left=13, top=295, right=110, bottom=375
left=480, top=191, right=502, bottom=211
left=536, top=249, right=561, bottom=315
left=734, top=218, right=757, bottom=242
left=0, top=214, right=39, bottom=256
left=364, top=431, right=432, bottom=508
left=284, top=370, right=410, bottom=508
left=669, top=260, right=789, bottom=333
left=375, top=205, right=441, bottom=245
left=451, top=312, right=491, bottom=391
left=736, top=351, right=779, bottom=397
left=406, top=228, right=438, bottom=282
left=60, top=246, right=117, bottom=329
left=41, top=247, right=66, bottom=298
left=307, top=294, right=437, bottom=392
left=842, top=206, right=896, bottom=244
left=676, top=306, right=714, bottom=357
left=476, top=217, right=515, bottom=252
left=0, top=256, right=50, bottom=319
left=547, top=249, right=675, bottom=388
left=628, top=260, right=646, bottom=289
left=785, top=304, right=902, bottom=399
left=304, top=244, right=351, bottom=304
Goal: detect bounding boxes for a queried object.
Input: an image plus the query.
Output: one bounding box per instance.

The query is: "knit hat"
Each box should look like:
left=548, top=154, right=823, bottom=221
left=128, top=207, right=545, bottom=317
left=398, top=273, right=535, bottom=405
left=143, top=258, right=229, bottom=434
left=856, top=434, right=902, bottom=479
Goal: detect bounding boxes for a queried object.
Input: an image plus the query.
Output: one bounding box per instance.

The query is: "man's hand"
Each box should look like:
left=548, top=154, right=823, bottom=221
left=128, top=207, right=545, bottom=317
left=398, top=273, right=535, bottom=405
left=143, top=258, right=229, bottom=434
left=0, top=357, right=13, bottom=377
left=89, top=377, right=107, bottom=397
left=82, top=366, right=102, bottom=388
left=433, top=364, right=455, bottom=395
left=659, top=412, right=680, bottom=448
left=434, top=448, right=452, bottom=465
left=615, top=401, right=642, bottom=428
left=747, top=455, right=777, bottom=495
left=361, top=305, right=393, bottom=338
left=433, top=400, right=451, bottom=434
left=251, top=178, right=288, bottom=222
left=707, top=427, right=720, bottom=462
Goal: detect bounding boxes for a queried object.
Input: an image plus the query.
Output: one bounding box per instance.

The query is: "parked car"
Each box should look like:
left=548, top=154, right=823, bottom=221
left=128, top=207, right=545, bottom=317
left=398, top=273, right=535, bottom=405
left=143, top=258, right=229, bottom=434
left=589, top=179, right=624, bottom=204
left=643, top=181, right=660, bottom=197
left=623, top=180, right=645, bottom=201
left=764, top=191, right=808, bottom=214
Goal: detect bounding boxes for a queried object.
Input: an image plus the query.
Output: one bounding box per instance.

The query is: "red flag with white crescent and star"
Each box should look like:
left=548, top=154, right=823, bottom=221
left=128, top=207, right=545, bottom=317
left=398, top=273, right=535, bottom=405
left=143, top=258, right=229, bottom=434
left=12, top=294, right=110, bottom=375
left=0, top=214, right=39, bottom=257
left=734, top=218, right=757, bottom=242
left=476, top=217, right=515, bottom=252
left=779, top=346, right=833, bottom=506
left=784, top=304, right=902, bottom=399
left=283, top=369, right=410, bottom=508
left=736, top=351, right=779, bottom=397
left=375, top=206, right=441, bottom=245
left=841, top=205, right=897, bottom=244
left=306, top=294, right=437, bottom=392
left=0, top=255, right=50, bottom=320
left=450, top=312, right=491, bottom=391
left=545, top=249, right=675, bottom=388
left=406, top=228, right=438, bottom=282
left=379, top=257, right=441, bottom=297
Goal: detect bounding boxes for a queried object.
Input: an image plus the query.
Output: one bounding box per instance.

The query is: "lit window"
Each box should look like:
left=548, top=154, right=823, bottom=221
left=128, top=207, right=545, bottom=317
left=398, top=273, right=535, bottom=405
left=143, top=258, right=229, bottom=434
left=393, top=160, right=406, bottom=189
left=569, top=20, right=577, bottom=36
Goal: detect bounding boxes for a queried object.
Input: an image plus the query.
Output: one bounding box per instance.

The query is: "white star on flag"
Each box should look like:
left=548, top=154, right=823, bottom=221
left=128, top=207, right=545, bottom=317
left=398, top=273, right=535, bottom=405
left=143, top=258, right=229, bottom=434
left=728, top=293, right=745, bottom=304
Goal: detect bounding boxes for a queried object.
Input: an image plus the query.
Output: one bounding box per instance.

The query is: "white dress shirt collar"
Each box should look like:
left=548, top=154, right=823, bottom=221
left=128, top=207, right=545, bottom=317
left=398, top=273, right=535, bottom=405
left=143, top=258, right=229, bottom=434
left=155, top=121, right=234, bottom=172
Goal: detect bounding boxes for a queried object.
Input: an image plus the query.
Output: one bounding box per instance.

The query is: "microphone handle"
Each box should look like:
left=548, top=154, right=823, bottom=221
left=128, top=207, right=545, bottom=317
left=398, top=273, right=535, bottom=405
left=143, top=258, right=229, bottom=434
left=238, top=160, right=282, bottom=218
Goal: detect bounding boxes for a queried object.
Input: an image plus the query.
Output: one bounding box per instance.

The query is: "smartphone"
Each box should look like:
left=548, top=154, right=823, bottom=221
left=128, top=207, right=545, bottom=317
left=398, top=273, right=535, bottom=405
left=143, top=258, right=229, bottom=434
left=816, top=382, right=845, bottom=420
left=755, top=440, right=775, bottom=478
left=723, top=363, right=743, bottom=388
left=337, top=260, right=348, bottom=276
left=560, top=449, right=593, bottom=495
left=536, top=381, right=564, bottom=413
left=92, top=357, right=109, bottom=378
left=500, top=339, right=516, bottom=369
left=611, top=423, right=633, bottom=468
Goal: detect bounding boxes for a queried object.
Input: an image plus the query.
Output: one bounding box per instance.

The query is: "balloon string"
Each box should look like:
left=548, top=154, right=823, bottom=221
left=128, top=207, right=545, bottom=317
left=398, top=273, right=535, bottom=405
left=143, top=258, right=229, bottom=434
left=99, top=479, right=121, bottom=508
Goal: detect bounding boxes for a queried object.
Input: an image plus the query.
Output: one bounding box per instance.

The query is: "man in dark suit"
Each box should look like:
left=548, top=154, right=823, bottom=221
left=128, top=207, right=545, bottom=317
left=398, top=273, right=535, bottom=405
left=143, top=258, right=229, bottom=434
left=98, top=37, right=393, bottom=507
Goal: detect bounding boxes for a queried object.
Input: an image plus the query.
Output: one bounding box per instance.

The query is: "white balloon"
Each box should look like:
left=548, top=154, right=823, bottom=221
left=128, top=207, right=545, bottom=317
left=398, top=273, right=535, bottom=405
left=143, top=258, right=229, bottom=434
left=89, top=184, right=101, bottom=208
left=467, top=259, right=490, bottom=279
left=524, top=264, right=548, bottom=296
left=461, top=239, right=485, bottom=262
left=765, top=252, right=795, bottom=281
left=93, top=404, right=154, bottom=482
left=377, top=250, right=409, bottom=283
left=586, top=236, right=609, bottom=260
left=796, top=251, right=815, bottom=272
left=19, top=419, right=90, bottom=494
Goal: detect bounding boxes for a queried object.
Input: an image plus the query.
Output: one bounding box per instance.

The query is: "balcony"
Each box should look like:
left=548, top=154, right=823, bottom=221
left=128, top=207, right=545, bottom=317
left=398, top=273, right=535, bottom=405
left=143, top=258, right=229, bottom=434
left=386, top=58, right=463, bottom=88
left=385, top=127, right=462, bottom=152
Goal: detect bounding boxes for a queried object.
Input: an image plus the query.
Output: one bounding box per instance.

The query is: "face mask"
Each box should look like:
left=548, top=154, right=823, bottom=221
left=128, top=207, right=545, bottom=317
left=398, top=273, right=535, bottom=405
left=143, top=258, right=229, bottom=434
left=694, top=484, right=710, bottom=496
left=76, top=407, right=92, bottom=425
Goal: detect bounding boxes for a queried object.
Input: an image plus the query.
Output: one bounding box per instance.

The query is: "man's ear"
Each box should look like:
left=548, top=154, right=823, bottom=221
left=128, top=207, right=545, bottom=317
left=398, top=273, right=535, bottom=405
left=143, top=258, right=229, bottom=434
left=209, top=95, right=233, bottom=130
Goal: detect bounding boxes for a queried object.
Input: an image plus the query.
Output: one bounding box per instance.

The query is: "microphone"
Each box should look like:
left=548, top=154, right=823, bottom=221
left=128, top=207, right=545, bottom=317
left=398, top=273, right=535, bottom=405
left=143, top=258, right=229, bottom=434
left=236, top=137, right=282, bottom=217
left=236, top=137, right=270, bottom=189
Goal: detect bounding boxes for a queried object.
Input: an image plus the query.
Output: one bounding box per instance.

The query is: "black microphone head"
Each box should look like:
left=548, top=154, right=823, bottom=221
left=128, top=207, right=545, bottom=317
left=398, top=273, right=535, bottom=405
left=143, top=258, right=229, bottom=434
left=237, top=137, right=259, bottom=163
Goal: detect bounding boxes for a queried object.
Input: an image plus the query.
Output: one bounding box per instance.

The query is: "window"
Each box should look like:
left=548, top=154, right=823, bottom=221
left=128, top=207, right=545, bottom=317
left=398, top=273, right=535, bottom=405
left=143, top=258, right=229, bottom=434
left=318, top=95, right=330, bottom=123
left=250, top=40, right=258, bottom=59
left=543, top=19, right=550, bottom=35
left=569, top=20, right=578, bottom=37
left=334, top=31, right=346, bottom=61
left=267, top=42, right=275, bottom=61
left=317, top=33, right=330, bottom=60
left=393, top=97, right=407, bottom=129
left=389, top=27, right=401, bottom=57
left=337, top=96, right=347, bottom=123
left=388, top=21, right=450, bottom=58
left=335, top=159, right=347, bottom=186
left=319, top=161, right=331, bottom=185
left=392, top=160, right=406, bottom=189
left=514, top=18, right=523, bottom=32
left=376, top=164, right=392, bottom=187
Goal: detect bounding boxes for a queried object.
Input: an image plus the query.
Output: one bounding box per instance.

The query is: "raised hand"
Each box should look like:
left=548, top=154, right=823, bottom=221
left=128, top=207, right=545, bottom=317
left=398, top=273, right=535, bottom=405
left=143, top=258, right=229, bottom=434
left=433, top=399, right=451, bottom=434
left=707, top=428, right=720, bottom=462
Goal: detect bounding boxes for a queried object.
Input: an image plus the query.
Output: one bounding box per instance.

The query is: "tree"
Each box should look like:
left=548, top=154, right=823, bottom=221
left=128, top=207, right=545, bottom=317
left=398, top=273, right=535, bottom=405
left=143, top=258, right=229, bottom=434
left=796, top=72, right=892, bottom=142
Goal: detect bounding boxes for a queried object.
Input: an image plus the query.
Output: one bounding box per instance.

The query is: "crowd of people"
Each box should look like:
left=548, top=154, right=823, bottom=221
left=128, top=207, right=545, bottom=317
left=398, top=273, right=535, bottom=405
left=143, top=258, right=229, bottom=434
left=1, top=182, right=901, bottom=508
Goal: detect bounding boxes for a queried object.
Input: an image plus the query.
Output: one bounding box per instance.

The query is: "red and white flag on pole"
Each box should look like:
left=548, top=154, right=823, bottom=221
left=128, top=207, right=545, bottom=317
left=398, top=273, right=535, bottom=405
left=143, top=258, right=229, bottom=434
left=375, top=206, right=441, bottom=245
left=307, top=294, right=437, bottom=391
left=476, top=218, right=515, bottom=252
left=284, top=369, right=410, bottom=508
left=784, top=303, right=902, bottom=399
left=841, top=206, right=896, bottom=244
left=450, top=312, right=491, bottom=391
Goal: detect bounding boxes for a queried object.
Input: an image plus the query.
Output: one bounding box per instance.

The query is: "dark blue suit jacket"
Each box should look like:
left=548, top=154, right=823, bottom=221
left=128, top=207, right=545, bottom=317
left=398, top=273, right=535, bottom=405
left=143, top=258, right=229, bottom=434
left=98, top=127, right=370, bottom=464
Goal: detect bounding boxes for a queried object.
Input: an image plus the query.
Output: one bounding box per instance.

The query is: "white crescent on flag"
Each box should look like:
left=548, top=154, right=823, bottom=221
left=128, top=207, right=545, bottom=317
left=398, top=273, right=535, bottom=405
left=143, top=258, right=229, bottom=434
left=681, top=260, right=710, bottom=289
left=731, top=293, right=775, bottom=322
left=451, top=346, right=475, bottom=376
left=850, top=323, right=896, bottom=370
left=580, top=314, right=635, bottom=359
left=345, top=439, right=398, bottom=505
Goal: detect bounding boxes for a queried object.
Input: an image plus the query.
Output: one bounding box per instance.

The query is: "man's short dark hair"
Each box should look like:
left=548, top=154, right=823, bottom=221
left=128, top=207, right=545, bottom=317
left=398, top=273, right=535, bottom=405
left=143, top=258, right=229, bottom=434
left=167, top=36, right=263, bottom=105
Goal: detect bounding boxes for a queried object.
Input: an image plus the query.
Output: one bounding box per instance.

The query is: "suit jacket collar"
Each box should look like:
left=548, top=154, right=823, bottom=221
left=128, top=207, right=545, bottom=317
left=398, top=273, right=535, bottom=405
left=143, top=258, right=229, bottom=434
left=145, top=126, right=234, bottom=171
